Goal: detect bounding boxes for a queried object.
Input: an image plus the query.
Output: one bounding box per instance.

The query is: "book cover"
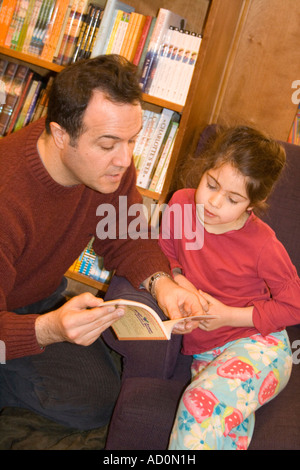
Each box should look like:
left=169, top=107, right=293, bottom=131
left=108, top=298, right=216, bottom=341
left=137, top=108, right=175, bottom=189
left=139, top=8, right=186, bottom=93
left=20, top=0, right=43, bottom=54
left=90, top=0, right=134, bottom=57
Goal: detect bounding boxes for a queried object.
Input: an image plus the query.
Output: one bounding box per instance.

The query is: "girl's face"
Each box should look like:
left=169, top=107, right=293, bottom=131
left=195, top=163, right=253, bottom=234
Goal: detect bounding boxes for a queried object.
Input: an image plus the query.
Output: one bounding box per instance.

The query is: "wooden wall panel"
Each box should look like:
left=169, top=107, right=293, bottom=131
left=215, top=0, right=300, bottom=140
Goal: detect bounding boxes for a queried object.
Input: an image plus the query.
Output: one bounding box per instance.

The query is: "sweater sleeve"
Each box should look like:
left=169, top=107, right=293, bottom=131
left=252, top=234, right=300, bottom=336
left=93, top=161, right=171, bottom=289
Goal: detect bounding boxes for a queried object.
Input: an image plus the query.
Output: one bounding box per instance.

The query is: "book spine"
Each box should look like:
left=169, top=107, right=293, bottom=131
left=126, top=13, right=146, bottom=62
left=139, top=8, right=185, bottom=92
left=149, top=120, right=179, bottom=192
left=134, top=110, right=160, bottom=173
left=178, top=33, right=202, bottom=105
left=40, top=0, right=70, bottom=61
left=147, top=25, right=174, bottom=97
left=110, top=11, right=130, bottom=55
left=10, top=0, right=29, bottom=50
left=165, top=29, right=191, bottom=103
left=0, top=0, right=18, bottom=46
left=0, top=64, right=30, bottom=136
left=36, top=0, right=63, bottom=57
left=137, top=108, right=174, bottom=189
left=54, top=0, right=80, bottom=64
left=4, top=0, right=22, bottom=48
left=22, top=0, right=43, bottom=55
left=154, top=135, right=176, bottom=194
left=6, top=70, right=34, bottom=134
left=84, top=5, right=103, bottom=59
left=72, top=2, right=94, bottom=62
left=155, top=27, right=181, bottom=100
left=60, top=0, right=90, bottom=65
left=90, top=0, right=117, bottom=57
left=132, top=15, right=152, bottom=66
left=105, top=9, right=123, bottom=54
left=13, top=78, right=40, bottom=131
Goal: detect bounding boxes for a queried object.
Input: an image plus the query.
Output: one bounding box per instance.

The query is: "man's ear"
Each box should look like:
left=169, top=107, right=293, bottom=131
left=49, top=122, right=68, bottom=149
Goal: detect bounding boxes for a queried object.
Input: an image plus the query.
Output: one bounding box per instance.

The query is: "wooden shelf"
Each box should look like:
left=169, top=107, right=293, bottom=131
left=141, top=93, right=183, bottom=113
left=65, top=270, right=110, bottom=292
left=0, top=46, right=64, bottom=73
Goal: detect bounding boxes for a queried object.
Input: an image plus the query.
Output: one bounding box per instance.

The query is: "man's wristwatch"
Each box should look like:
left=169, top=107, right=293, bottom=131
left=148, top=272, right=173, bottom=300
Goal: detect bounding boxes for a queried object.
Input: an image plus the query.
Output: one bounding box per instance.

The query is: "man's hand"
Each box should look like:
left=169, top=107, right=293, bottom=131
left=35, top=293, right=125, bottom=348
left=151, top=276, right=209, bottom=334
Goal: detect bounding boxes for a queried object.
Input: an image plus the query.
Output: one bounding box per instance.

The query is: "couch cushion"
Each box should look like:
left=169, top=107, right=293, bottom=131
left=249, top=325, right=300, bottom=450
left=105, top=377, right=186, bottom=450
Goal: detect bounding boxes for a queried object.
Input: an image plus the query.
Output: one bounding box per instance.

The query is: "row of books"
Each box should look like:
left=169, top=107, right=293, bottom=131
left=0, top=0, right=202, bottom=105
left=134, top=107, right=180, bottom=194
left=0, top=59, right=52, bottom=137
left=68, top=238, right=114, bottom=285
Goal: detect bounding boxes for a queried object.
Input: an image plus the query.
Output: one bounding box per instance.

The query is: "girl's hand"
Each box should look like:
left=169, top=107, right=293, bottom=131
left=197, top=291, right=254, bottom=331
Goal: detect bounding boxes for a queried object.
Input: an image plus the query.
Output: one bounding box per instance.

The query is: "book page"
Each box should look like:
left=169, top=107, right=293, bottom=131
left=105, top=299, right=217, bottom=341
left=111, top=303, right=169, bottom=340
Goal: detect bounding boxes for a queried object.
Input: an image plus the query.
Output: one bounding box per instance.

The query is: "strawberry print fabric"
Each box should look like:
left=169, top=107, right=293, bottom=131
left=169, top=330, right=292, bottom=450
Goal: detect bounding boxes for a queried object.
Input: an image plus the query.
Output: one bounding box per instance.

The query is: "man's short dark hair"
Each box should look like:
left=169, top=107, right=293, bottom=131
left=45, top=54, right=142, bottom=141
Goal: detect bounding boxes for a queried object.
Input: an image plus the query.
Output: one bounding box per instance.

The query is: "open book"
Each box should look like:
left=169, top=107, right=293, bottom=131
left=104, top=298, right=217, bottom=340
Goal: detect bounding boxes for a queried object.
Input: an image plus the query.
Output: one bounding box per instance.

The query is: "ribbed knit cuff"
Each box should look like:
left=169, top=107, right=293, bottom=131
left=1, top=313, right=45, bottom=361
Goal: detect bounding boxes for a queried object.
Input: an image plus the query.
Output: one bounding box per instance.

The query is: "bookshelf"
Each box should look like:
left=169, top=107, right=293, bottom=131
left=1, top=0, right=299, bottom=290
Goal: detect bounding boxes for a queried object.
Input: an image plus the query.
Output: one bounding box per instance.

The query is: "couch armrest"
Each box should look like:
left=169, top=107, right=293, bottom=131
left=102, top=276, right=192, bottom=382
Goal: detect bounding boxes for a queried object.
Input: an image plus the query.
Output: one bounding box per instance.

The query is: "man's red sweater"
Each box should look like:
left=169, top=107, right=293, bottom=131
left=0, top=120, right=170, bottom=360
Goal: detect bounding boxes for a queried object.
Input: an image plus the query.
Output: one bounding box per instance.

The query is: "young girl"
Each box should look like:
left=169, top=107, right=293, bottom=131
left=159, top=126, right=300, bottom=450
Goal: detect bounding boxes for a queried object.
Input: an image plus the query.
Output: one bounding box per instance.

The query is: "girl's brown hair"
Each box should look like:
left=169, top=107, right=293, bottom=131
left=180, top=126, right=286, bottom=214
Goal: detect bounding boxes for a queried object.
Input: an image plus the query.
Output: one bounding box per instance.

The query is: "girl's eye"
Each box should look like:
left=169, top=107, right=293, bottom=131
left=229, top=198, right=238, bottom=205
left=207, top=182, right=216, bottom=190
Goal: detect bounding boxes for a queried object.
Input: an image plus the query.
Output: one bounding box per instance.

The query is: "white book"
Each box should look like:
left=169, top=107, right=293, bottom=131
left=178, top=33, right=202, bottom=105
left=139, top=8, right=186, bottom=93
left=149, top=120, right=179, bottom=192
left=154, top=27, right=181, bottom=100
left=135, top=111, right=160, bottom=172
left=137, top=108, right=174, bottom=189
left=148, top=26, right=174, bottom=97
left=165, top=29, right=191, bottom=103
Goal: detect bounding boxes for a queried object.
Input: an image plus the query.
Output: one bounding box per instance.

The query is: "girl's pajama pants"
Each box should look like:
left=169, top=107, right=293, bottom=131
left=169, top=330, right=292, bottom=450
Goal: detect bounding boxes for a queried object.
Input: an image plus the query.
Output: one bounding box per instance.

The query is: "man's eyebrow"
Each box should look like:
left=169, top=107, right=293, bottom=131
left=207, top=172, right=247, bottom=199
left=97, top=126, right=143, bottom=141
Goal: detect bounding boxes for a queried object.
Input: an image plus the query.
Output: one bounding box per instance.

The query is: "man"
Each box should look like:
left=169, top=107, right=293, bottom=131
left=0, top=55, right=203, bottom=430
